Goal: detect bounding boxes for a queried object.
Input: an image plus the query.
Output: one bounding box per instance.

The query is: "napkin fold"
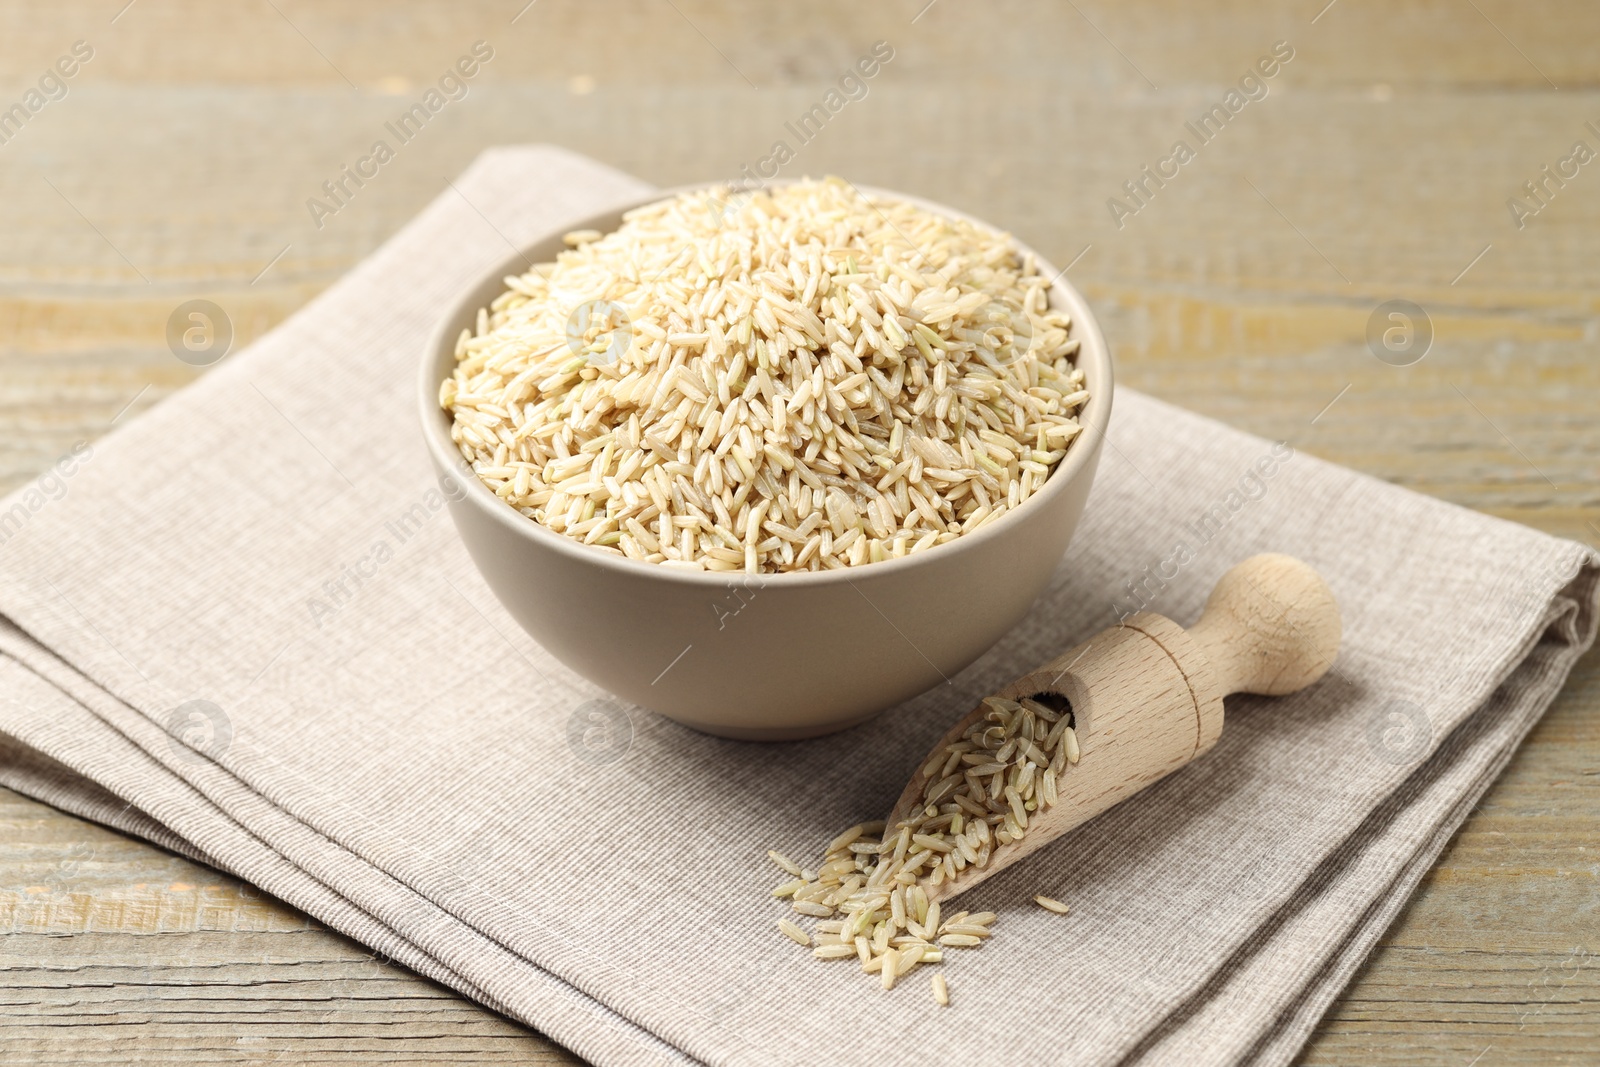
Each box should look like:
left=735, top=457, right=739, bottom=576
left=1, top=146, right=1594, bottom=1067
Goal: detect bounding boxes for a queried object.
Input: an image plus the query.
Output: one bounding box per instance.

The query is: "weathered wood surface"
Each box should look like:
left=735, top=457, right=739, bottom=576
left=0, top=1, right=1595, bottom=1064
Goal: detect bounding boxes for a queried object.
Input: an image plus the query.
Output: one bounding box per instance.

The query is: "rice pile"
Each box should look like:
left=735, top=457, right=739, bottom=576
left=440, top=177, right=1088, bottom=572
left=768, top=694, right=1078, bottom=999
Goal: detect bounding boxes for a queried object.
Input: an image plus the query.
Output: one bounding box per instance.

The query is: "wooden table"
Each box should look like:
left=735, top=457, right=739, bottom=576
left=2, top=2, right=1595, bottom=1063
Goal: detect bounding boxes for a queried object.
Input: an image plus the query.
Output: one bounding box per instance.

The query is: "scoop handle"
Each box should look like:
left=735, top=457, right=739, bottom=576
left=1184, top=553, right=1341, bottom=697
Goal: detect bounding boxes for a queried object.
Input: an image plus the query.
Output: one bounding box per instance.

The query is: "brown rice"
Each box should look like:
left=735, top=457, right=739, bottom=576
left=766, top=694, right=1075, bottom=989
left=1033, top=894, right=1071, bottom=915
left=442, top=178, right=1088, bottom=573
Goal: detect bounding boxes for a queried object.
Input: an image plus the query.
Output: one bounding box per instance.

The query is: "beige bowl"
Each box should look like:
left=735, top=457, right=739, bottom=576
left=419, top=184, right=1113, bottom=739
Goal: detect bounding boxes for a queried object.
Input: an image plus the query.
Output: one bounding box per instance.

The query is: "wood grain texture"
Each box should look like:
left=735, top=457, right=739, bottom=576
left=0, top=1, right=1595, bottom=1064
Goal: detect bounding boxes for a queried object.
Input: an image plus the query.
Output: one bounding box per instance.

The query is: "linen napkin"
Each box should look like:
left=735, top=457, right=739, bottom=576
left=1, top=146, right=1594, bottom=1067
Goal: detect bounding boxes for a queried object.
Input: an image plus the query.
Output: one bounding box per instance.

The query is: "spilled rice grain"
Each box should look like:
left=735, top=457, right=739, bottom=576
left=766, top=694, right=1079, bottom=989
left=1033, top=894, right=1071, bottom=915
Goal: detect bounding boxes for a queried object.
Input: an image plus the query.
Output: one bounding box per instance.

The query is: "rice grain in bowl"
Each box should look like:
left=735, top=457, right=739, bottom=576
left=420, top=180, right=1112, bottom=738
left=440, top=179, right=1087, bottom=574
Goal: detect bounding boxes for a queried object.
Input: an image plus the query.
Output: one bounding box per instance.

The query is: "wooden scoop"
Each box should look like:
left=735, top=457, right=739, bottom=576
left=885, top=553, right=1341, bottom=902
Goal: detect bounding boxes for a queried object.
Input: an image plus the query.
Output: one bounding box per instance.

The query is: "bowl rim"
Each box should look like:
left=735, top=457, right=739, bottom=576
left=419, top=180, right=1114, bottom=589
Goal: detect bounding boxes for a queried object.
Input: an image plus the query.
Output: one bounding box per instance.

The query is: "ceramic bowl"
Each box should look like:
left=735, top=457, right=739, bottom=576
left=419, top=184, right=1112, bottom=738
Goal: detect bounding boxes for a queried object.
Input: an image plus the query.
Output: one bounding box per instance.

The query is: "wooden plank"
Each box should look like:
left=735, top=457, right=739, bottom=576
left=1, top=929, right=575, bottom=1064
left=0, top=2, right=1596, bottom=1063
left=0, top=0, right=1592, bottom=91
